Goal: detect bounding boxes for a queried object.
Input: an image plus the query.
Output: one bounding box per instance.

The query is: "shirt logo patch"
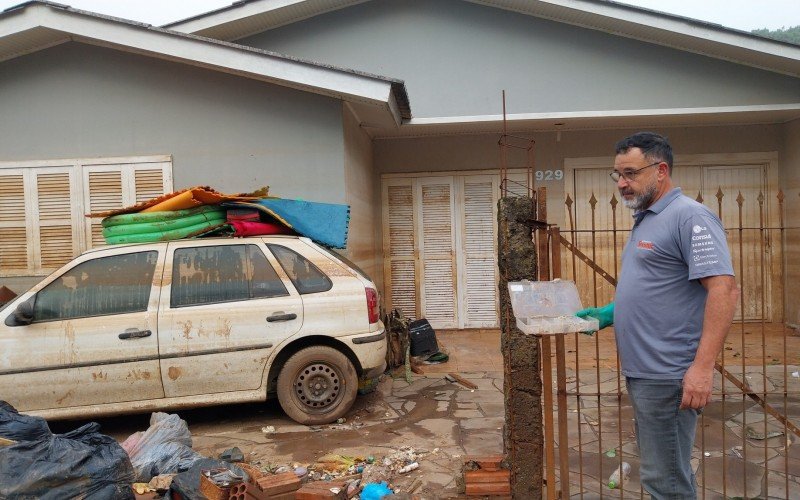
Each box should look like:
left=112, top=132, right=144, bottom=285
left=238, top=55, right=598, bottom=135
left=692, top=225, right=707, bottom=234
left=637, top=240, right=654, bottom=250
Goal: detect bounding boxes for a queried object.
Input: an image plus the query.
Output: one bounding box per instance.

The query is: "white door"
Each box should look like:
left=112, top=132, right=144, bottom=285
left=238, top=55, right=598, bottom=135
left=382, top=172, right=524, bottom=329
left=382, top=179, right=418, bottom=320
left=457, top=175, right=499, bottom=328
left=569, top=161, right=772, bottom=320
left=157, top=240, right=303, bottom=397
left=417, top=177, right=458, bottom=328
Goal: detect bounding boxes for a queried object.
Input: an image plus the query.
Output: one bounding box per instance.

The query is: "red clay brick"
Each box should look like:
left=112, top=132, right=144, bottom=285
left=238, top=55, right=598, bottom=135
left=294, top=480, right=348, bottom=500
left=464, top=454, right=504, bottom=471
left=465, top=482, right=511, bottom=496
left=254, top=472, right=301, bottom=496
left=464, top=470, right=511, bottom=483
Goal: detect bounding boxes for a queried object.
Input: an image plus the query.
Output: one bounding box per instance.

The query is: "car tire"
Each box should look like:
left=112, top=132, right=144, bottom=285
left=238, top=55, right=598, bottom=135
left=276, top=346, right=358, bottom=425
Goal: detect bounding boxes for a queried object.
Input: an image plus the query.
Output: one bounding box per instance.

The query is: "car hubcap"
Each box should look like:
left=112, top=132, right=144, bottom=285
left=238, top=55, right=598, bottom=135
left=295, top=362, right=341, bottom=412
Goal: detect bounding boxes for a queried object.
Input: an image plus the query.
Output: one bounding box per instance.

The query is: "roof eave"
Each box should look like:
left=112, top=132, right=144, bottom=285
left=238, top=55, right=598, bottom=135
left=0, top=2, right=409, bottom=124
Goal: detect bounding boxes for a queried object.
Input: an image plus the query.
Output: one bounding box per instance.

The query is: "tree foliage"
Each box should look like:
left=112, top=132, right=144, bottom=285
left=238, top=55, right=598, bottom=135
left=751, top=26, right=800, bottom=45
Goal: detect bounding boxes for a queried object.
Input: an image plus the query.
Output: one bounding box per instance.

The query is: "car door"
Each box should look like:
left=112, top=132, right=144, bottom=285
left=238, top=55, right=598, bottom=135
left=157, top=240, right=303, bottom=397
left=0, top=246, right=165, bottom=412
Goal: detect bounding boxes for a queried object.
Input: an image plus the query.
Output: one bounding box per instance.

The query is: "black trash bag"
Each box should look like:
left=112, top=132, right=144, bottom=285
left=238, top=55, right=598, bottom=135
left=0, top=400, right=52, bottom=442
left=0, top=403, right=135, bottom=500
left=165, top=458, right=249, bottom=500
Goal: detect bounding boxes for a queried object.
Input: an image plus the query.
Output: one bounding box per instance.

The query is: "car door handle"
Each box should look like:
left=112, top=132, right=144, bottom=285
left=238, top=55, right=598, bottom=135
left=118, top=329, right=152, bottom=340
left=267, top=313, right=297, bottom=322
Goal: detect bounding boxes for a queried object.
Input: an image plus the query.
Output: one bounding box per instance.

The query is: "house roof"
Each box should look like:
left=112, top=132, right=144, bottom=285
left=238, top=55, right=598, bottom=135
left=164, top=0, right=800, bottom=78
left=0, top=1, right=411, bottom=126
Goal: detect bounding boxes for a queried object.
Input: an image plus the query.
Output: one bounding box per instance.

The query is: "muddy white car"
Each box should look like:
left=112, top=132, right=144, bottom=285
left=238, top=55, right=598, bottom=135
left=0, top=236, right=386, bottom=425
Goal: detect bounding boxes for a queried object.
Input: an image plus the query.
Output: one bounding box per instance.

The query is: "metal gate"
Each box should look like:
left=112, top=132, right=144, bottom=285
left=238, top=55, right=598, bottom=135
left=539, top=188, right=800, bottom=498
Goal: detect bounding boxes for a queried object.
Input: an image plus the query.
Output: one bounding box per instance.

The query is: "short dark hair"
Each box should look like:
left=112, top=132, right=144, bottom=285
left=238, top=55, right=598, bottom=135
left=615, top=132, right=673, bottom=174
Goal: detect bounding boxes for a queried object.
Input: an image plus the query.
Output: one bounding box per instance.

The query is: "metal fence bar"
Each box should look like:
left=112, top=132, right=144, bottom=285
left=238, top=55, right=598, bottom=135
left=548, top=185, right=799, bottom=498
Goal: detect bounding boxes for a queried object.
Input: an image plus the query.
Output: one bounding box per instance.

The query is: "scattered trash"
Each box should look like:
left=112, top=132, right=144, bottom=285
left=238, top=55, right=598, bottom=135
left=219, top=446, right=244, bottom=463
left=122, top=412, right=202, bottom=482
left=607, top=462, right=631, bottom=489
left=361, top=481, right=393, bottom=500
left=448, top=373, right=478, bottom=390
left=703, top=451, right=711, bottom=457
left=261, top=426, right=275, bottom=434
left=604, top=449, right=617, bottom=458
left=398, top=462, right=419, bottom=474
left=792, top=371, right=799, bottom=378
left=336, top=417, right=346, bottom=424
left=0, top=401, right=134, bottom=499
left=168, top=458, right=249, bottom=499
left=731, top=445, right=744, bottom=459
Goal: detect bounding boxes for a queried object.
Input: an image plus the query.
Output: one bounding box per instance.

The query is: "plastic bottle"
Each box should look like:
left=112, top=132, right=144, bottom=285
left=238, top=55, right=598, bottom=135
left=607, top=462, right=631, bottom=489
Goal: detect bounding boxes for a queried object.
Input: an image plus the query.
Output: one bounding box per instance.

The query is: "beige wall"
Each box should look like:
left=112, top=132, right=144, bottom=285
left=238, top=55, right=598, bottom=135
left=780, top=119, right=800, bottom=326
left=342, top=104, right=381, bottom=289
left=374, top=124, right=783, bottom=227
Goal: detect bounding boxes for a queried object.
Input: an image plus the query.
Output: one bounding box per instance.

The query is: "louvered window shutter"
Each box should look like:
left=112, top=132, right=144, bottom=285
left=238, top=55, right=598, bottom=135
left=0, top=171, right=30, bottom=273
left=460, top=176, right=498, bottom=327
left=83, top=161, right=172, bottom=249
left=84, top=169, right=125, bottom=249
left=383, top=180, right=417, bottom=319
left=34, top=168, right=79, bottom=271
left=418, top=178, right=457, bottom=328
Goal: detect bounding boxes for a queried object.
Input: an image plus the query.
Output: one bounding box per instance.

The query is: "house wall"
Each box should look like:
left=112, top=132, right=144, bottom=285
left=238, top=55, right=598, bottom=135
left=780, top=118, right=800, bottom=326
left=374, top=124, right=782, bottom=226
left=238, top=0, right=800, bottom=119
left=0, top=42, right=346, bottom=202
left=342, top=103, right=382, bottom=287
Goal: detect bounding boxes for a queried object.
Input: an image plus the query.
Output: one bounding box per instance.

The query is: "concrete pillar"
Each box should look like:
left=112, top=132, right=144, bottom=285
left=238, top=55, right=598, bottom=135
left=498, top=196, right=542, bottom=498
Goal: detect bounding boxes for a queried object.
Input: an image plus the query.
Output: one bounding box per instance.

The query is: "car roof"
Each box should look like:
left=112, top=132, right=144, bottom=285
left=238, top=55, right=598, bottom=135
left=81, top=235, right=307, bottom=256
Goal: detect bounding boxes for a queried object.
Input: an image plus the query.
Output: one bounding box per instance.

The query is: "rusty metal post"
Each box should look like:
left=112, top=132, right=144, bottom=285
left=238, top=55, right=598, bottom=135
left=550, top=226, right=571, bottom=499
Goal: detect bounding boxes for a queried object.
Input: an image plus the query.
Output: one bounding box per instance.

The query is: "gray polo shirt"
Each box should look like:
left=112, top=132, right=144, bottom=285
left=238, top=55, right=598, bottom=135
left=615, top=188, right=734, bottom=379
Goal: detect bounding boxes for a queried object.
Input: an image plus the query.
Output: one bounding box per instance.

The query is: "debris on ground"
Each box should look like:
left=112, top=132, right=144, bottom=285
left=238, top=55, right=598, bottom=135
left=461, top=454, right=510, bottom=497
left=2, top=402, right=445, bottom=499
left=0, top=401, right=134, bottom=499
left=360, top=481, right=393, bottom=499
left=447, top=373, right=478, bottom=390
left=122, top=412, right=202, bottom=482
left=219, top=446, right=245, bottom=463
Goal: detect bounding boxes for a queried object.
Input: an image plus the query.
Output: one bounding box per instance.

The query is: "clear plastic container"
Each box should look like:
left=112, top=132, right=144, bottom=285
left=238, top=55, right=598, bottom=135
left=507, top=279, right=599, bottom=335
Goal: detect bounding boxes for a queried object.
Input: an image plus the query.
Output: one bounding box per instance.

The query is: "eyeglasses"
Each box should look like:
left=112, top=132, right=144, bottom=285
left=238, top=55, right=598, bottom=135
left=609, top=161, right=662, bottom=182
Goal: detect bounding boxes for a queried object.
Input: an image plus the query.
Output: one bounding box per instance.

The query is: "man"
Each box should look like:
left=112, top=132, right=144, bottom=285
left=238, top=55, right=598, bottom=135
left=577, top=132, right=739, bottom=499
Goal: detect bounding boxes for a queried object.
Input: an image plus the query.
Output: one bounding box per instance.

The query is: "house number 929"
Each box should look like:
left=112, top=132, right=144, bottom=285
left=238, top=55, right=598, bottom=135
left=535, top=170, right=564, bottom=181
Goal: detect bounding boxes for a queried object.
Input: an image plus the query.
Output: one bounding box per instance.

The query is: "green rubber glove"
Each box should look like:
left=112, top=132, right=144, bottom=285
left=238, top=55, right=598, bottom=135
left=575, top=302, right=614, bottom=335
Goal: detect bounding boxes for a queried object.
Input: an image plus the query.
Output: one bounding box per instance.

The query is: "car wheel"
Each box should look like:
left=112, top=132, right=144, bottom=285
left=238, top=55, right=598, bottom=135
left=276, top=346, right=358, bottom=425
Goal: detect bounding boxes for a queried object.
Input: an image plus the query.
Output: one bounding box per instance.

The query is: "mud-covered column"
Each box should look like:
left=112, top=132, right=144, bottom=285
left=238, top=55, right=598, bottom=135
left=498, top=197, right=542, bottom=498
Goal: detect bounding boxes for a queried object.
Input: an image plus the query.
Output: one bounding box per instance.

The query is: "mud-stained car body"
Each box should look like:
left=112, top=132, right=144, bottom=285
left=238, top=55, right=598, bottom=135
left=0, top=236, right=386, bottom=425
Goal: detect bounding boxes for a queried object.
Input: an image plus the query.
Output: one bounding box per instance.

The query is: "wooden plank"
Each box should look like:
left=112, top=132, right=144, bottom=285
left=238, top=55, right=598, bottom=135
left=448, top=373, right=478, bottom=390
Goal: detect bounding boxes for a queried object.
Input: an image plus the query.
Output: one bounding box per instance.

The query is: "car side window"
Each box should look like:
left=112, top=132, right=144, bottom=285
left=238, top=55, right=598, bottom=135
left=171, top=244, right=288, bottom=307
left=33, top=251, right=158, bottom=322
left=268, top=244, right=332, bottom=294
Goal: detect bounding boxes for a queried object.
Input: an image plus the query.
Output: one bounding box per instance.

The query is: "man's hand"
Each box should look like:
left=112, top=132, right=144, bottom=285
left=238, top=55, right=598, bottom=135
left=680, top=363, right=714, bottom=409
left=575, top=302, right=614, bottom=335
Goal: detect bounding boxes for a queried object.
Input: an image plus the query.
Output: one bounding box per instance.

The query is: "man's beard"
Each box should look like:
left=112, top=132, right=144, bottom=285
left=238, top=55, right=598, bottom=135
left=620, top=181, right=657, bottom=210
